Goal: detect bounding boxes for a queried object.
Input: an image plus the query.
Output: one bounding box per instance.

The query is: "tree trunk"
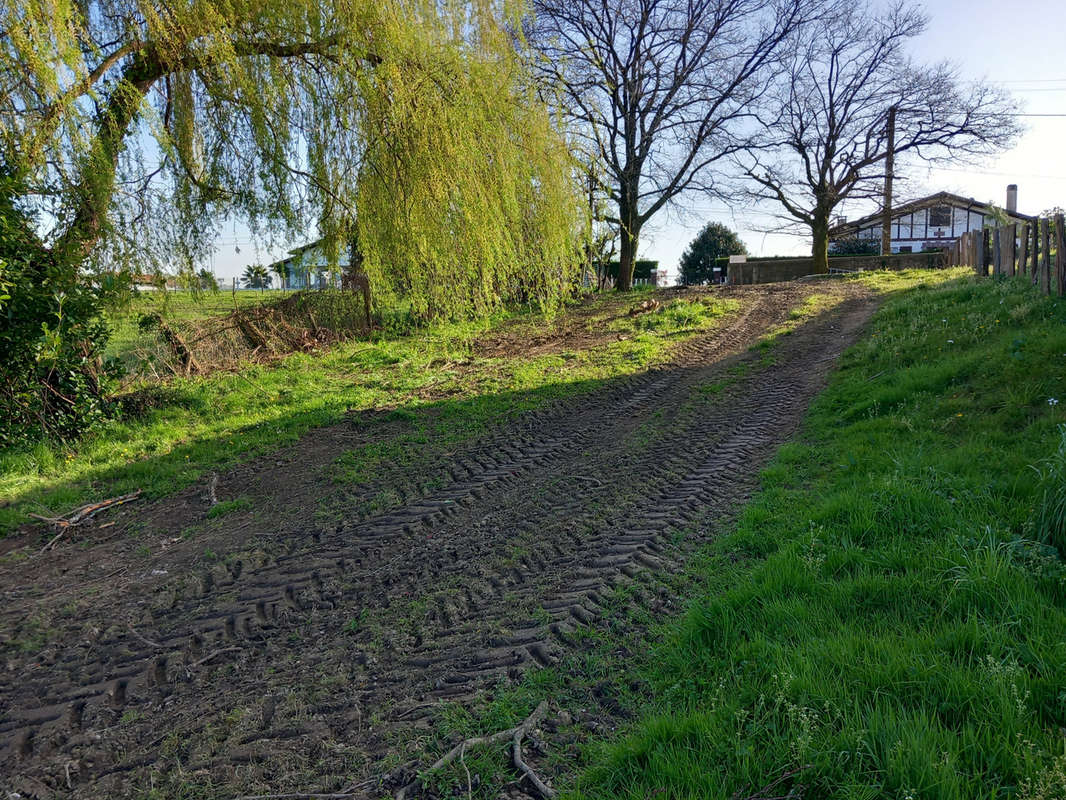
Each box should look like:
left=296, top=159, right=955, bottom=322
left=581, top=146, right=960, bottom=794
left=618, top=227, right=639, bottom=291
left=812, top=207, right=831, bottom=275
left=617, top=181, right=641, bottom=291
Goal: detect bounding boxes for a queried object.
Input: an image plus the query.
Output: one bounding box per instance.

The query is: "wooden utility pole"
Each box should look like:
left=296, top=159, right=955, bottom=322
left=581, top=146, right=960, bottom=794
left=881, top=105, right=897, bottom=257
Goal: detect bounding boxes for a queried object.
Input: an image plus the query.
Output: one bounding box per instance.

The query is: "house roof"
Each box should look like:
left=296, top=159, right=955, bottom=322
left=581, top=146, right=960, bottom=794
left=287, top=239, right=324, bottom=257
left=829, top=191, right=1035, bottom=237
left=267, top=238, right=351, bottom=272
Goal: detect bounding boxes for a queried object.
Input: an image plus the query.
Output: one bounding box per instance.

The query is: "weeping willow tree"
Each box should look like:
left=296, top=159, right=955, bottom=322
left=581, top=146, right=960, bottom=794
left=0, top=0, right=580, bottom=307
left=0, top=0, right=581, bottom=439
left=353, top=22, right=580, bottom=318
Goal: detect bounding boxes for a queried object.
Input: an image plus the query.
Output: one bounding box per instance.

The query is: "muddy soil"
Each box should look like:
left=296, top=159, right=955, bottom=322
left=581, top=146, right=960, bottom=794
left=0, top=282, right=875, bottom=799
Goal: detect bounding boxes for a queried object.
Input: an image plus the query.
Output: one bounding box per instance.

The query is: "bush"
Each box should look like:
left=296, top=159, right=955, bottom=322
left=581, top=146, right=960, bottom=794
left=0, top=177, right=120, bottom=446
left=828, top=235, right=879, bottom=255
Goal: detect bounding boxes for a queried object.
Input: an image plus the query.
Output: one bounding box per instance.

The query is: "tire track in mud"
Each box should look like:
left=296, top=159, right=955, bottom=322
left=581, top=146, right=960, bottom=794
left=0, top=285, right=874, bottom=797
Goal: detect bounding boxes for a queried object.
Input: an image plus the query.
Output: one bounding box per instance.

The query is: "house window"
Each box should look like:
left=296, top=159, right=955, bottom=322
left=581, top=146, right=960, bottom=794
left=929, top=206, right=951, bottom=228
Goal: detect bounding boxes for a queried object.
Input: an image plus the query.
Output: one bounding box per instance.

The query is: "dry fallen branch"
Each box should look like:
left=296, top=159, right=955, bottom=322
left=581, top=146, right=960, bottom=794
left=395, top=700, right=555, bottom=799
left=187, top=646, right=240, bottom=671
left=512, top=711, right=556, bottom=798
left=33, top=490, right=143, bottom=551
left=127, top=625, right=164, bottom=650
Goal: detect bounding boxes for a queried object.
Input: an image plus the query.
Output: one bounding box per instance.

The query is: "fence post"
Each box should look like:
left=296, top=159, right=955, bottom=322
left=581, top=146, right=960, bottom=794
left=1006, top=223, right=1016, bottom=277
left=993, top=227, right=1002, bottom=276
left=1027, top=220, right=1036, bottom=285
left=1019, top=223, right=1029, bottom=276
left=1056, top=214, right=1065, bottom=297
left=976, top=228, right=988, bottom=276
left=1040, top=217, right=1052, bottom=295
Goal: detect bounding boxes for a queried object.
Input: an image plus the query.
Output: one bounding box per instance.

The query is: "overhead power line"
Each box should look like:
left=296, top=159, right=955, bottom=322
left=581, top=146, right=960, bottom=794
left=929, top=166, right=1066, bottom=180
left=965, top=78, right=1066, bottom=84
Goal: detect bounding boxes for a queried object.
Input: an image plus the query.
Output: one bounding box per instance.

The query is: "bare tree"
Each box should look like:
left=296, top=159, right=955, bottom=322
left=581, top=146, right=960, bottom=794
left=529, top=0, right=819, bottom=290
left=740, top=0, right=1020, bottom=273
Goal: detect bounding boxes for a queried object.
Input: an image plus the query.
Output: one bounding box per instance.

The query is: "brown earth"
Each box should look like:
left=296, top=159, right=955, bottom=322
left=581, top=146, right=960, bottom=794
left=0, top=282, right=876, bottom=799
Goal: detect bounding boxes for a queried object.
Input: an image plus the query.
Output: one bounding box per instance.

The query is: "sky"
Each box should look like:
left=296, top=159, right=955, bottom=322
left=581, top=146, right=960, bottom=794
left=208, top=0, right=1066, bottom=287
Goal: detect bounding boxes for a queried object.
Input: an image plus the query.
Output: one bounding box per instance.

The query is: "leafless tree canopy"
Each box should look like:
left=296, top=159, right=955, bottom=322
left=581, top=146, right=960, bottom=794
left=740, top=0, right=1020, bottom=270
left=529, top=0, right=819, bottom=289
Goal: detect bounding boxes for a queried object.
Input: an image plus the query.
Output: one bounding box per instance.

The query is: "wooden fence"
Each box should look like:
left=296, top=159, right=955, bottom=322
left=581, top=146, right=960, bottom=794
left=948, top=214, right=1065, bottom=296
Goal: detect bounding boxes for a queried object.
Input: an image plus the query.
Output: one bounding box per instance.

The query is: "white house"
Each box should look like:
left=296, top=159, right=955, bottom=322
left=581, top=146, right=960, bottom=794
left=267, top=239, right=349, bottom=289
left=829, top=186, right=1034, bottom=254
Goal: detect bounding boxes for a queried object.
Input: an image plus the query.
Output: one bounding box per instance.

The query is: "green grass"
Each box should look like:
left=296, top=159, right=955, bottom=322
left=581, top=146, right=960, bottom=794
left=609, top=296, right=738, bottom=334
left=568, top=273, right=1066, bottom=800
left=205, top=497, right=253, bottom=518
left=0, top=289, right=738, bottom=533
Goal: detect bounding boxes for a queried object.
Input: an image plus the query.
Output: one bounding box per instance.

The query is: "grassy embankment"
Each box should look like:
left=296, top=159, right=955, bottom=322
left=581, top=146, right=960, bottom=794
left=0, top=288, right=736, bottom=534
left=389, top=270, right=1066, bottom=800
left=569, top=273, right=1066, bottom=798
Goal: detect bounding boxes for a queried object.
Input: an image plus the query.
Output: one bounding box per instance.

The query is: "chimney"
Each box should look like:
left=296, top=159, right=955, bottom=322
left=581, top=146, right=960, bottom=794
left=1006, top=184, right=1018, bottom=214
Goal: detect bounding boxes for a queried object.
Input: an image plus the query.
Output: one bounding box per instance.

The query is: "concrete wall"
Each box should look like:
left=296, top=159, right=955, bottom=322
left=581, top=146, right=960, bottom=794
left=727, top=251, right=946, bottom=286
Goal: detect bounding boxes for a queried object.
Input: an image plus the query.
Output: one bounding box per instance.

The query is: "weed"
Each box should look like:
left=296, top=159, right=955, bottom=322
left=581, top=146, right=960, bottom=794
left=343, top=610, right=367, bottom=634
left=206, top=497, right=252, bottom=518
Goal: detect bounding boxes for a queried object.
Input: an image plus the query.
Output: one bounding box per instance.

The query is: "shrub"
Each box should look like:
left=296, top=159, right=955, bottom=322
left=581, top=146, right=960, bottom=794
left=0, top=176, right=120, bottom=446
left=828, top=235, right=879, bottom=255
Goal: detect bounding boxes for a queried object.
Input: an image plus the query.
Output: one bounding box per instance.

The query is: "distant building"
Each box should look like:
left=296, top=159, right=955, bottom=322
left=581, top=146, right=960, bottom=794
left=124, top=273, right=178, bottom=291
left=829, top=185, right=1034, bottom=254
left=268, top=239, right=348, bottom=289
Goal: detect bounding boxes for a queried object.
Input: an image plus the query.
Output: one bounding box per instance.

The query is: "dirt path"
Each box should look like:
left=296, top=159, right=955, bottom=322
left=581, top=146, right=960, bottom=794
left=0, top=283, right=876, bottom=799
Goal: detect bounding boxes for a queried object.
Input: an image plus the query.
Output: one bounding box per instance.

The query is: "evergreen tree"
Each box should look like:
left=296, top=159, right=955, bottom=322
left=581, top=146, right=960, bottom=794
left=679, top=223, right=747, bottom=285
